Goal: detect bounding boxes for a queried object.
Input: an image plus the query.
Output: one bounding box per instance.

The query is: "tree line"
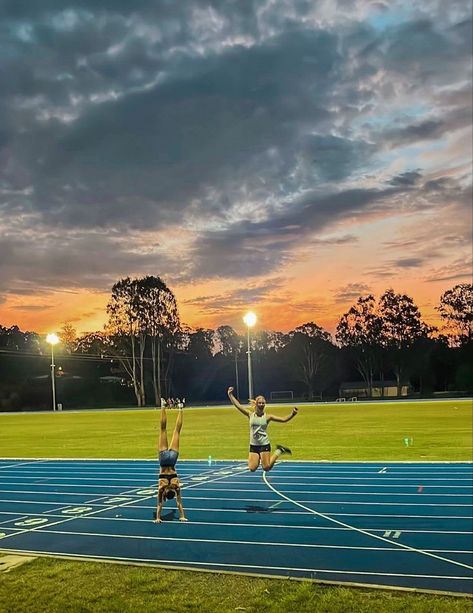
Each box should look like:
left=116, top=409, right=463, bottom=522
left=0, top=279, right=471, bottom=410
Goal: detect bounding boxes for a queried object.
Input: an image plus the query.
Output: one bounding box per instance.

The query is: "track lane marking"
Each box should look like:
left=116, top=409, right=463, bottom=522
left=0, top=465, right=249, bottom=543
left=0, top=546, right=470, bottom=585
left=263, top=472, right=473, bottom=571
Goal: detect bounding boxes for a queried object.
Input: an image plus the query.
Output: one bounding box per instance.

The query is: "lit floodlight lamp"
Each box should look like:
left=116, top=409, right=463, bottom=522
left=243, top=312, right=257, bottom=328
left=46, top=333, right=60, bottom=346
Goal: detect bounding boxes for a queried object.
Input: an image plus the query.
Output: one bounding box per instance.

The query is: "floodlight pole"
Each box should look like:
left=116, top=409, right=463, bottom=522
left=50, top=342, right=56, bottom=412
left=243, top=312, right=257, bottom=402
left=246, top=324, right=253, bottom=402
left=46, top=333, right=59, bottom=412
left=234, top=349, right=240, bottom=400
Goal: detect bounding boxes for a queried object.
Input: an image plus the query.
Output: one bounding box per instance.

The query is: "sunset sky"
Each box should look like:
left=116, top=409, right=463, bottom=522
left=1, top=0, right=471, bottom=338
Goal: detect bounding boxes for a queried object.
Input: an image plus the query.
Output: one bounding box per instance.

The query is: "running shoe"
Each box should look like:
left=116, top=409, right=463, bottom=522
left=276, top=444, right=292, bottom=455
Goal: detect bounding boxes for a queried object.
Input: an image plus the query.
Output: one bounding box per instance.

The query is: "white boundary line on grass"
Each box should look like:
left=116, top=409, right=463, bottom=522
left=0, top=457, right=472, bottom=463
left=262, top=471, right=473, bottom=572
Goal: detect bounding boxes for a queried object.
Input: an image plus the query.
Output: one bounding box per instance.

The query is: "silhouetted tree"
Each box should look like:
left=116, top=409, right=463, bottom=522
left=336, top=296, right=383, bottom=396
left=287, top=322, right=332, bottom=399
left=378, top=289, right=433, bottom=396
left=437, top=283, right=473, bottom=346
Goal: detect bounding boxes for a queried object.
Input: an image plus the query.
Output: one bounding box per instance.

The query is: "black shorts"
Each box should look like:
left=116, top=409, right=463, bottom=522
left=250, top=444, right=271, bottom=454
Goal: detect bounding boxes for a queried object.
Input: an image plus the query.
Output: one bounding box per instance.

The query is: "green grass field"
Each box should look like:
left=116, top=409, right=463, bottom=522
left=1, top=399, right=472, bottom=460
left=0, top=399, right=472, bottom=612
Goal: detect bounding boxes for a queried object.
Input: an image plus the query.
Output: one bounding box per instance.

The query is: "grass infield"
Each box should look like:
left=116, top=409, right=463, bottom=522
left=0, top=398, right=472, bottom=612
left=0, top=399, right=472, bottom=460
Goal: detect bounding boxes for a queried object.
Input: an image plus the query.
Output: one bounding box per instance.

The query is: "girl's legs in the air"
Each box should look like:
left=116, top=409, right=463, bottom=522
left=169, top=408, right=183, bottom=452
left=159, top=407, right=169, bottom=452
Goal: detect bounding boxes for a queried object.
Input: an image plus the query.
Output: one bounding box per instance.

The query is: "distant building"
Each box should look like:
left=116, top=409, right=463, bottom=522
left=99, top=376, right=126, bottom=386
left=339, top=381, right=409, bottom=398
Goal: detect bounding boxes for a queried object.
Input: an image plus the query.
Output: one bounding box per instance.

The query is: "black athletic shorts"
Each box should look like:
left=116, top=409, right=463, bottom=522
left=249, top=443, right=271, bottom=454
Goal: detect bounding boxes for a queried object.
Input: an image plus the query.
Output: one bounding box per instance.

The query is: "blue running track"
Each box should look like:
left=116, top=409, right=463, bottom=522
left=0, top=459, right=471, bottom=595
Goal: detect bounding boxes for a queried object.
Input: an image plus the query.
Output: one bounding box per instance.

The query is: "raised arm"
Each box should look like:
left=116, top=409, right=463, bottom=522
left=227, top=386, right=251, bottom=417
left=268, top=407, right=299, bottom=423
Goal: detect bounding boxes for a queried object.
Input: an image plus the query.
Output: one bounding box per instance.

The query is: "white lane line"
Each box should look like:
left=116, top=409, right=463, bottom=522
left=0, top=477, right=473, bottom=496
left=7, top=499, right=471, bottom=520
left=6, top=498, right=470, bottom=521
left=0, top=476, right=161, bottom=483
left=1, top=510, right=473, bottom=537
left=13, top=527, right=473, bottom=555
left=260, top=469, right=473, bottom=474
left=2, top=482, right=471, bottom=491
left=263, top=472, right=473, bottom=571
left=0, top=457, right=471, bottom=464
left=248, top=476, right=473, bottom=481
left=0, top=487, right=471, bottom=498
left=0, top=483, right=143, bottom=490
left=1, top=495, right=472, bottom=508
left=0, top=467, right=230, bottom=477
left=0, top=460, right=49, bottom=471
left=0, top=515, right=29, bottom=526
left=152, top=493, right=473, bottom=508
left=1, top=507, right=472, bottom=534
left=190, top=488, right=472, bottom=498
left=0, top=489, right=93, bottom=497
left=0, top=463, right=245, bottom=484
left=0, top=547, right=470, bottom=585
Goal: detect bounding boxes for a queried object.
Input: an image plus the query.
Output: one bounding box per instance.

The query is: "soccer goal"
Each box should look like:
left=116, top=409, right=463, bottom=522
left=270, top=390, right=294, bottom=401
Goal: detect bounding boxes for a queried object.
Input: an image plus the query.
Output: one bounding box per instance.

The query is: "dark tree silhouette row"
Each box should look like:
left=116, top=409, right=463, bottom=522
left=0, top=281, right=471, bottom=410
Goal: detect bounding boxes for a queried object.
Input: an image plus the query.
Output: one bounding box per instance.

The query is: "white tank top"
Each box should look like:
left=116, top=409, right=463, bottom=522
left=249, top=412, right=270, bottom=446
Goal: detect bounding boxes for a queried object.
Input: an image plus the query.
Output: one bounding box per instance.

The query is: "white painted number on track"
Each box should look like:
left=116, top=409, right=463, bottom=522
left=0, top=532, right=6, bottom=538
left=135, top=489, right=157, bottom=495
left=383, top=530, right=402, bottom=538
left=61, top=506, right=94, bottom=515
left=14, top=518, right=49, bottom=527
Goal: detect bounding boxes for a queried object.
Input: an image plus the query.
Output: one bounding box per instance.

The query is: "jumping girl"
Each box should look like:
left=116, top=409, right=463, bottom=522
left=227, top=386, right=298, bottom=472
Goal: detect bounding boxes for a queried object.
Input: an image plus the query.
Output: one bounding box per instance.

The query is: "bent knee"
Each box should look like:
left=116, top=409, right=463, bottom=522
left=261, top=463, right=272, bottom=472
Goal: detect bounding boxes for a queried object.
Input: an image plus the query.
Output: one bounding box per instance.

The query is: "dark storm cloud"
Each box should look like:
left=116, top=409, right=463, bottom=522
left=388, top=171, right=422, bottom=187
left=2, top=23, right=347, bottom=230
left=185, top=183, right=405, bottom=280
left=0, top=230, right=182, bottom=294
left=379, top=107, right=472, bottom=148
left=0, top=1, right=471, bottom=296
